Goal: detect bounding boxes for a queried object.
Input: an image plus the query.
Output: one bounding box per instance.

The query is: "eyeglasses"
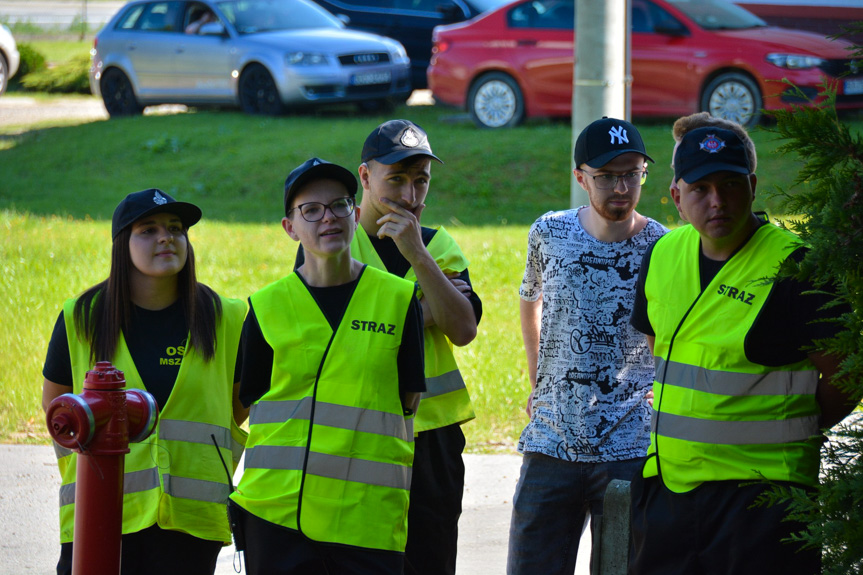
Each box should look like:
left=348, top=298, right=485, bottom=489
left=290, top=197, right=355, bottom=222
left=580, top=169, right=648, bottom=190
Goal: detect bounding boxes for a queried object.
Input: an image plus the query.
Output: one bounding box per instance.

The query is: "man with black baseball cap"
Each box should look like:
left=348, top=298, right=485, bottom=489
left=336, top=119, right=480, bottom=575
left=232, top=157, right=426, bottom=575
left=507, top=117, right=667, bottom=575
left=628, top=124, right=857, bottom=574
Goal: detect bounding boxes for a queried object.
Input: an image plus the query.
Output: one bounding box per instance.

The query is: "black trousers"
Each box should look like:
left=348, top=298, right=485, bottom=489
left=237, top=505, right=404, bottom=575
left=629, top=474, right=821, bottom=575
left=404, top=423, right=466, bottom=575
left=57, top=524, right=222, bottom=575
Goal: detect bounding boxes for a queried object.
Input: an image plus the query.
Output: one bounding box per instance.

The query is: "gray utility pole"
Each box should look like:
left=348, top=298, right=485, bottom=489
left=570, top=0, right=632, bottom=209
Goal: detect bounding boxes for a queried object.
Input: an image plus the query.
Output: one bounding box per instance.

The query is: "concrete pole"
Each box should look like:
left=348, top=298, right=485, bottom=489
left=570, top=0, right=631, bottom=209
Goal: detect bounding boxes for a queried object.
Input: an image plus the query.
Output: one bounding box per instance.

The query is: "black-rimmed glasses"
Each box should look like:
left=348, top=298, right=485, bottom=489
left=290, top=197, right=355, bottom=222
left=580, top=169, right=648, bottom=190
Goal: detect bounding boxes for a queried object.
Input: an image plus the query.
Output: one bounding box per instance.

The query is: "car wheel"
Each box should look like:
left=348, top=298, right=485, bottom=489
left=0, top=53, right=8, bottom=97
left=700, top=72, right=762, bottom=128
left=100, top=68, right=143, bottom=117
left=239, top=64, right=284, bottom=116
left=468, top=72, right=524, bottom=129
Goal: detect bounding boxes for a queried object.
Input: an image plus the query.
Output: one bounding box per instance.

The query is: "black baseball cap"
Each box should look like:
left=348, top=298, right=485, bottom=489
left=361, top=119, right=442, bottom=165
left=111, top=189, right=202, bottom=239
left=284, top=158, right=358, bottom=216
left=574, top=117, right=654, bottom=168
left=674, top=127, right=751, bottom=184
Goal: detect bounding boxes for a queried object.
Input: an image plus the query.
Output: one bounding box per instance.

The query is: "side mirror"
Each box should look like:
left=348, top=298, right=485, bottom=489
left=200, top=21, right=227, bottom=36
left=335, top=13, right=351, bottom=25
left=653, top=19, right=689, bottom=37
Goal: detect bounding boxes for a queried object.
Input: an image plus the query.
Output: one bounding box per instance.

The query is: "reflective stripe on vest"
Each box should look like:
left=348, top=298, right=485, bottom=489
left=163, top=474, right=230, bottom=503
left=643, top=224, right=821, bottom=492
left=245, top=446, right=412, bottom=490
left=160, top=419, right=245, bottom=467
left=655, top=358, right=820, bottom=397
left=60, top=467, right=160, bottom=506
left=350, top=225, right=475, bottom=431
left=251, top=399, right=414, bottom=442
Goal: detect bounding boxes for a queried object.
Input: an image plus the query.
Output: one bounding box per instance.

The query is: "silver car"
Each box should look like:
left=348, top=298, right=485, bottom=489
left=90, top=0, right=412, bottom=116
left=0, top=23, right=20, bottom=97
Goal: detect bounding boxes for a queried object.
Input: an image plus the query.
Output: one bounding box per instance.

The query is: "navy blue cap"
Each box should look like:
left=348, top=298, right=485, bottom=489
left=361, top=119, right=442, bottom=165
left=284, top=158, right=358, bottom=216
left=674, top=127, right=751, bottom=184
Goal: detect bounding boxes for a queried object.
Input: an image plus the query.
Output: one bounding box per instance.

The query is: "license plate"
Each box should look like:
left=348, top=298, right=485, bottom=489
left=351, top=71, right=391, bottom=86
left=845, top=78, right=863, bottom=95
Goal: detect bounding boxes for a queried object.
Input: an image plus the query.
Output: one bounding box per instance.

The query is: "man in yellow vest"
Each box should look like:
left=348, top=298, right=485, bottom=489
left=628, top=124, right=859, bottom=574
left=231, top=158, right=426, bottom=574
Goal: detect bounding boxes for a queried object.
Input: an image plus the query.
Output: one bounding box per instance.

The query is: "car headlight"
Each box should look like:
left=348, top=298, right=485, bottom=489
left=285, top=52, right=328, bottom=66
left=391, top=44, right=409, bottom=65
left=766, top=53, right=825, bottom=70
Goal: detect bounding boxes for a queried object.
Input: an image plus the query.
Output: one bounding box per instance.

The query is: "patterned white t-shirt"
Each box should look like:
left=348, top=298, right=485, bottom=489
left=518, top=207, right=667, bottom=462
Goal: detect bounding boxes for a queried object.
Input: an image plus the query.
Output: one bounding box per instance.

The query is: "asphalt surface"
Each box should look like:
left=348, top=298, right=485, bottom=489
left=0, top=444, right=592, bottom=575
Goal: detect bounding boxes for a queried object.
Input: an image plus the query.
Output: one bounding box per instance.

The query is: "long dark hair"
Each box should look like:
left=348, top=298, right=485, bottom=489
left=73, top=226, right=222, bottom=365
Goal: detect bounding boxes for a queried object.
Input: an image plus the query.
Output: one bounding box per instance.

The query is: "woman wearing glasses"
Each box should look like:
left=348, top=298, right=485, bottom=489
left=230, top=158, right=426, bottom=575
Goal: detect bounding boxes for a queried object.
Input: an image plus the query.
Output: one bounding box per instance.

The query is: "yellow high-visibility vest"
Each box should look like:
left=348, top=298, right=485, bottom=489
left=231, top=266, right=416, bottom=552
left=351, top=225, right=475, bottom=432
left=643, top=223, right=821, bottom=493
left=56, top=296, right=248, bottom=543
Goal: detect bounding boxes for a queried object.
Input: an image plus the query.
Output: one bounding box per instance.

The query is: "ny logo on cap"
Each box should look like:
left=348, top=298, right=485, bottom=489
left=608, top=126, right=629, bottom=145
left=699, top=134, right=726, bottom=154
left=153, top=191, right=168, bottom=205
left=401, top=128, right=420, bottom=148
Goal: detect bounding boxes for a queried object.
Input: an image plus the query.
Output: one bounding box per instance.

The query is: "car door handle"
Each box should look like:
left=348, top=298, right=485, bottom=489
left=517, top=39, right=537, bottom=47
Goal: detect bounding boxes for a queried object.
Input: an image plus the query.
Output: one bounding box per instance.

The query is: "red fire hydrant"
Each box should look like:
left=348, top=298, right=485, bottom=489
left=46, top=361, right=159, bottom=575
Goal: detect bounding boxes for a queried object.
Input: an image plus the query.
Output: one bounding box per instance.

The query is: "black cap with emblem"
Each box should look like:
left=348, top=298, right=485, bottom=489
left=111, top=189, right=202, bottom=239
left=361, top=119, right=443, bottom=165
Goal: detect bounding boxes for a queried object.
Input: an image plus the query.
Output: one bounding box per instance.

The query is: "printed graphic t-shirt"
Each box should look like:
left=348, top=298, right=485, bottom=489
left=518, top=207, right=667, bottom=462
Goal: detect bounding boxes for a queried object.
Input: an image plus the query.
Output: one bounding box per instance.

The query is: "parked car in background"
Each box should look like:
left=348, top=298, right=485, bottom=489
left=0, top=23, right=21, bottom=97
left=428, top=0, right=863, bottom=128
left=309, top=0, right=510, bottom=88
left=90, top=0, right=411, bottom=117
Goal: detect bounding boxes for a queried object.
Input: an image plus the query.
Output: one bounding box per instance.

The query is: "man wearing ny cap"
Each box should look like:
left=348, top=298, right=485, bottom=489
left=232, top=158, right=426, bottom=574
left=628, top=125, right=858, bottom=574
left=507, top=117, right=666, bottom=575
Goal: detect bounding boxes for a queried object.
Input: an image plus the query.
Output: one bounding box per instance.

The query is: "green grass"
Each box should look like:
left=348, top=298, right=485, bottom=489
left=26, top=40, right=93, bottom=64
left=2, top=102, right=861, bottom=449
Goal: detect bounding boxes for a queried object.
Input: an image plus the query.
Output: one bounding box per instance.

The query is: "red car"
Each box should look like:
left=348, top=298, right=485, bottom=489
left=428, top=0, right=863, bottom=128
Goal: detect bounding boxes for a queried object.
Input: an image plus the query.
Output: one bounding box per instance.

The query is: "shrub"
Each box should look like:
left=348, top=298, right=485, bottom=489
left=20, top=53, right=90, bottom=94
left=10, top=42, right=47, bottom=89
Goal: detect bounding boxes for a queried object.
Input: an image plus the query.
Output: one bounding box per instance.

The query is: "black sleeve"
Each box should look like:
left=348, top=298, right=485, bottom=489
left=237, top=302, right=274, bottom=408
left=398, top=293, right=426, bottom=394
left=746, top=247, right=852, bottom=366
left=43, top=310, right=74, bottom=387
left=630, top=243, right=656, bottom=336
left=455, top=267, right=483, bottom=326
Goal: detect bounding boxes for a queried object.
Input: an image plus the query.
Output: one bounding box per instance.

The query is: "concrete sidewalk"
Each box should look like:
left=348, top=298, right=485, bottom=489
left=0, top=445, right=591, bottom=575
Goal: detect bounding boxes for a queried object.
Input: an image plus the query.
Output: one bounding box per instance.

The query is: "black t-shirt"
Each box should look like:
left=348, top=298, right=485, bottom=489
left=295, top=226, right=483, bottom=324
left=630, top=226, right=848, bottom=367
left=42, top=300, right=189, bottom=409
left=237, top=270, right=426, bottom=408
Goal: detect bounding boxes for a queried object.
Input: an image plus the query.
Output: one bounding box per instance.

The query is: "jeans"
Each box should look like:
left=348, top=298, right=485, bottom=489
left=507, top=452, right=643, bottom=575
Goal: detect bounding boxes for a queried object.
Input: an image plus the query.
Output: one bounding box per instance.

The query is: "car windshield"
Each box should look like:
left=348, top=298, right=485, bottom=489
left=666, top=0, right=766, bottom=30
left=466, top=0, right=514, bottom=14
left=216, top=0, right=342, bottom=33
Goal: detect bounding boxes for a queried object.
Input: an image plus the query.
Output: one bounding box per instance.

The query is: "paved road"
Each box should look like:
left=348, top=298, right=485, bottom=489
left=0, top=1, right=124, bottom=29
left=0, top=444, right=592, bottom=575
